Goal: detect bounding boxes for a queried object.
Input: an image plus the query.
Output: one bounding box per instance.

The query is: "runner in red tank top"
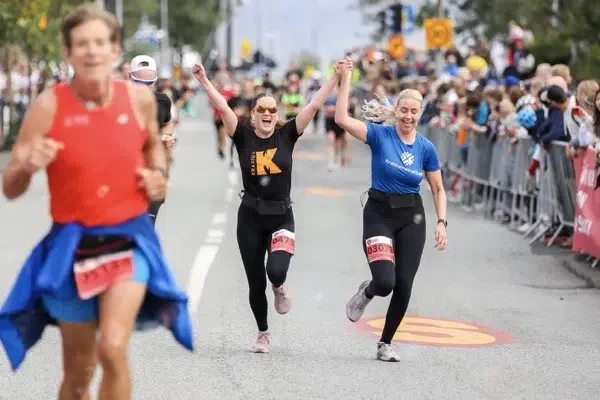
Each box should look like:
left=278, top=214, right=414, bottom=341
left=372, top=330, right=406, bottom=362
left=0, top=4, right=192, bottom=399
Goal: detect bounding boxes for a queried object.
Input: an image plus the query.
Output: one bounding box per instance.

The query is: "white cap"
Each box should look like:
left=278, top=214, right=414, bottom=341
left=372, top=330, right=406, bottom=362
left=130, top=55, right=157, bottom=73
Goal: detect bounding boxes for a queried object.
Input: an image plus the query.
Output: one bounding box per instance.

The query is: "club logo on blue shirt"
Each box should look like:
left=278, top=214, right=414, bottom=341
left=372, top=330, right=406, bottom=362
left=400, top=151, right=415, bottom=166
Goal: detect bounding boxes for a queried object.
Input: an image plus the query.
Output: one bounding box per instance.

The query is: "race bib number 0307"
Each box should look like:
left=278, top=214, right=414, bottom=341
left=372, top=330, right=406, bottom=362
left=73, top=250, right=134, bottom=300
left=271, top=229, right=296, bottom=254
left=365, top=236, right=394, bottom=264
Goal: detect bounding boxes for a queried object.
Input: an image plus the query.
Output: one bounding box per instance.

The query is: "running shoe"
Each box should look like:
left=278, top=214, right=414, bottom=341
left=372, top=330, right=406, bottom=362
left=272, top=283, right=292, bottom=314
left=376, top=342, right=400, bottom=362
left=345, top=280, right=372, bottom=322
left=252, top=331, right=271, bottom=353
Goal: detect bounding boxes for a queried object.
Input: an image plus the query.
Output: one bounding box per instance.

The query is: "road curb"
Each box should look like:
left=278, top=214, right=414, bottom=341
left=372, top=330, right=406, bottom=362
left=560, top=255, right=600, bottom=289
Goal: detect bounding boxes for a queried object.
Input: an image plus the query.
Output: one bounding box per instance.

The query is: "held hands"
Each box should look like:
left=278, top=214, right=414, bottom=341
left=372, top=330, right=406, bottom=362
left=191, top=63, right=207, bottom=82
left=334, top=57, right=354, bottom=79
left=22, top=137, right=64, bottom=174
left=137, top=167, right=167, bottom=201
left=434, top=222, right=448, bottom=251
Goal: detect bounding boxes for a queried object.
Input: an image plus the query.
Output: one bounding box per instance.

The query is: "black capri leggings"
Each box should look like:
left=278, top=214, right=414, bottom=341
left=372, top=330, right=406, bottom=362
left=237, top=204, right=295, bottom=332
left=362, top=193, right=427, bottom=344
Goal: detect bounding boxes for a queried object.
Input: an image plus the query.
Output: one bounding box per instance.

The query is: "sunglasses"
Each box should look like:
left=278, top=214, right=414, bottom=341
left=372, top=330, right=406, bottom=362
left=255, top=106, right=278, bottom=114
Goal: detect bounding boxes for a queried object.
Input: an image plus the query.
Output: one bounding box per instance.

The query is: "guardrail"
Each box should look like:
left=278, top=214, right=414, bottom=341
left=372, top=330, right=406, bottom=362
left=422, top=126, right=599, bottom=268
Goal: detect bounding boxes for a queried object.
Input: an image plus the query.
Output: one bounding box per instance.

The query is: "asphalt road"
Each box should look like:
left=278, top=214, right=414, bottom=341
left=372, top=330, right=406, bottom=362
left=1, top=95, right=599, bottom=399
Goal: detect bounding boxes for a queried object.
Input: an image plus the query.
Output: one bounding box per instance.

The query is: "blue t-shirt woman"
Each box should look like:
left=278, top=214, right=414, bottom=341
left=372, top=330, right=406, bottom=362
left=332, top=59, right=448, bottom=363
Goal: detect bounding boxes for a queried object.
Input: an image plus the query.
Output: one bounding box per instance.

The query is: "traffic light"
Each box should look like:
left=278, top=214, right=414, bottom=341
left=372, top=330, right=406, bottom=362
left=390, top=4, right=403, bottom=34
left=376, top=10, right=387, bottom=36
left=253, top=50, right=262, bottom=64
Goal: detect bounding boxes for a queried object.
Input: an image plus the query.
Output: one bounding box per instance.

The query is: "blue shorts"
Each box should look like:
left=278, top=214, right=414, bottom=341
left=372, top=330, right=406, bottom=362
left=41, top=248, right=150, bottom=323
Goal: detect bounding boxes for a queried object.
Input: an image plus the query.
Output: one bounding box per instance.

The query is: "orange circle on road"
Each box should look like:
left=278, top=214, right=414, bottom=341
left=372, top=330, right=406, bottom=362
left=305, top=187, right=345, bottom=196
left=354, top=316, right=514, bottom=348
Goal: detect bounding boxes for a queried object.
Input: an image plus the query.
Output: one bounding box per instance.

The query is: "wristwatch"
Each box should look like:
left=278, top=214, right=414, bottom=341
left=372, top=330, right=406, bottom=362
left=437, top=218, right=448, bottom=227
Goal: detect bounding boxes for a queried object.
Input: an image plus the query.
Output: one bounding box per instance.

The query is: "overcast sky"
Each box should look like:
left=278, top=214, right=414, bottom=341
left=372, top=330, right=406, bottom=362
left=214, top=0, right=427, bottom=77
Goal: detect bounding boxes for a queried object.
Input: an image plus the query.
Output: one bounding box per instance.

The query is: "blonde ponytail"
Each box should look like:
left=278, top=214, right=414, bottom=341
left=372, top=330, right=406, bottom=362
left=361, top=89, right=424, bottom=126
left=361, top=94, right=397, bottom=125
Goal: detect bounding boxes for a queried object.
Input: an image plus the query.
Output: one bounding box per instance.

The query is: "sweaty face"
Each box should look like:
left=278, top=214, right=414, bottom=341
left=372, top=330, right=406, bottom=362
left=395, top=98, right=422, bottom=134
left=253, top=96, right=279, bottom=134
left=65, top=19, right=119, bottom=82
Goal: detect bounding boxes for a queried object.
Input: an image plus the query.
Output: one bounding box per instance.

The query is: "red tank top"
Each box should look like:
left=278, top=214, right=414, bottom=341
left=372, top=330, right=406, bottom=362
left=46, top=80, right=149, bottom=227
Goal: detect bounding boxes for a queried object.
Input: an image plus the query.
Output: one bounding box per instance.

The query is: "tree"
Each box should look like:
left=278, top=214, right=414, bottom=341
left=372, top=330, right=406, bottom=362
left=449, top=0, right=600, bottom=79
left=102, top=0, right=160, bottom=40
left=165, top=0, right=221, bottom=53
left=293, top=52, right=320, bottom=71
left=356, top=0, right=600, bottom=80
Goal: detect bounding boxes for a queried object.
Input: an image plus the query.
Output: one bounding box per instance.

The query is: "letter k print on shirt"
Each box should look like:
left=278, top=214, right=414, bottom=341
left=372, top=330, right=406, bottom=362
left=253, top=148, right=282, bottom=176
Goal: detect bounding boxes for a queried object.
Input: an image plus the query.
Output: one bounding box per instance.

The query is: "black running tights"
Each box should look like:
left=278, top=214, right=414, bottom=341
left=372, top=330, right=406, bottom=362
left=362, top=195, right=427, bottom=344
left=237, top=204, right=295, bottom=332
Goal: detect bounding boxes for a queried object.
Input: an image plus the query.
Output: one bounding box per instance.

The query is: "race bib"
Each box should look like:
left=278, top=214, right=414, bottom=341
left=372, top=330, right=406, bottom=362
left=365, top=236, right=394, bottom=264
left=73, top=250, right=134, bottom=300
left=271, top=229, right=296, bottom=254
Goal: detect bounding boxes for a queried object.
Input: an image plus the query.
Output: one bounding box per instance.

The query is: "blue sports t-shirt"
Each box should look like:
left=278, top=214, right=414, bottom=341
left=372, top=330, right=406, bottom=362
left=366, top=123, right=441, bottom=194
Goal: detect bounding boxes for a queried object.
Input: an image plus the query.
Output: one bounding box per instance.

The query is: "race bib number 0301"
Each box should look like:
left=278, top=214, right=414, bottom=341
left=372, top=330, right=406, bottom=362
left=73, top=250, right=134, bottom=300
left=271, top=229, right=295, bottom=254
left=365, top=236, right=394, bottom=264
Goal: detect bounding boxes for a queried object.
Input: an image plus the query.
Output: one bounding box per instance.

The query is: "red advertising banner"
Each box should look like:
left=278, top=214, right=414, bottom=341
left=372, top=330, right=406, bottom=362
left=572, top=149, right=600, bottom=259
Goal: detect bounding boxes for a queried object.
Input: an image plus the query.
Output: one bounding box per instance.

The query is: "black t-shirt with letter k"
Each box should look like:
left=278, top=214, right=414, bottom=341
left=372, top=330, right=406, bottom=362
left=233, top=119, right=301, bottom=201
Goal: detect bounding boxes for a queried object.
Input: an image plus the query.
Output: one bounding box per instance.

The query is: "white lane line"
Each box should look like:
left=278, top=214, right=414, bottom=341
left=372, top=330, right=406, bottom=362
left=211, top=212, right=227, bottom=225
left=187, top=244, right=220, bottom=313
left=228, top=170, right=238, bottom=186
left=225, top=188, right=235, bottom=203
left=207, top=229, right=225, bottom=238
left=205, top=236, right=223, bottom=245
left=186, top=169, right=240, bottom=314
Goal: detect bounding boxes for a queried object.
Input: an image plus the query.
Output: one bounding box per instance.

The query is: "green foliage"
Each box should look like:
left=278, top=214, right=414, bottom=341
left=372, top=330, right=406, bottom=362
left=0, top=0, right=221, bottom=61
left=165, top=0, right=221, bottom=52
left=293, top=52, right=320, bottom=71
left=415, top=2, right=446, bottom=27
left=356, top=0, right=600, bottom=80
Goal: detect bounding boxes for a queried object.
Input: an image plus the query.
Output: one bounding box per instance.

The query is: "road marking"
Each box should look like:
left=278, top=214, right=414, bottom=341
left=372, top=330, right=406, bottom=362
left=305, top=187, right=345, bottom=196
left=294, top=152, right=324, bottom=160
left=225, top=188, right=234, bottom=203
left=205, top=236, right=223, bottom=244
left=207, top=229, right=225, bottom=238
left=187, top=169, right=240, bottom=314
left=187, top=244, right=220, bottom=313
left=228, top=170, right=238, bottom=186
left=353, top=316, right=515, bottom=348
left=211, top=212, right=227, bottom=225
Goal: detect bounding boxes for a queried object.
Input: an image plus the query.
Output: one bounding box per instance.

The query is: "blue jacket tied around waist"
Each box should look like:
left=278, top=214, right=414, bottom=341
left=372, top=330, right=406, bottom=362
left=0, top=215, right=194, bottom=371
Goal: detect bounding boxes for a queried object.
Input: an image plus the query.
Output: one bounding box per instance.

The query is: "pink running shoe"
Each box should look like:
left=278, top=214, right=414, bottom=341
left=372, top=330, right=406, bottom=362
left=252, top=331, right=271, bottom=353
left=272, top=283, right=292, bottom=314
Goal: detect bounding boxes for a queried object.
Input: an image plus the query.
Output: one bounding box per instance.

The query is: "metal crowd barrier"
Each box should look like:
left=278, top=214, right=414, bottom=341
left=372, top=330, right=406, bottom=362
left=421, top=126, right=597, bottom=267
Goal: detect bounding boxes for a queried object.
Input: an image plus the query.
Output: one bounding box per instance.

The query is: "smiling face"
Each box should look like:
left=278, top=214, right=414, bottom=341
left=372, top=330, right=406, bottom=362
left=394, top=89, right=423, bottom=135
left=252, top=94, right=279, bottom=135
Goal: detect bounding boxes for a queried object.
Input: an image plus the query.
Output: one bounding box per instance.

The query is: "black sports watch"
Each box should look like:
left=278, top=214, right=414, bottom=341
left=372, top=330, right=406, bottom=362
left=437, top=218, right=447, bottom=227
